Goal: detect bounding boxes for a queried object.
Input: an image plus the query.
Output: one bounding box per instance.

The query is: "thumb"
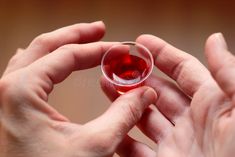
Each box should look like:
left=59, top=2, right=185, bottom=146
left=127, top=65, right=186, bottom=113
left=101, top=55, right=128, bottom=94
left=89, top=86, right=157, bottom=141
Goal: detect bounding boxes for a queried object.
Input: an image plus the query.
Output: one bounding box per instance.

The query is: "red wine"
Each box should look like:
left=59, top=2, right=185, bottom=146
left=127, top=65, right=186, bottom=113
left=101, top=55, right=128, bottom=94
left=104, top=54, right=149, bottom=94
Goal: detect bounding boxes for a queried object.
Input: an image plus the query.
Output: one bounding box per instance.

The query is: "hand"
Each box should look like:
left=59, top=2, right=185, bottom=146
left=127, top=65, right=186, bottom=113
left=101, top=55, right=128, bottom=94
left=101, top=33, right=235, bottom=157
left=0, top=22, right=157, bottom=157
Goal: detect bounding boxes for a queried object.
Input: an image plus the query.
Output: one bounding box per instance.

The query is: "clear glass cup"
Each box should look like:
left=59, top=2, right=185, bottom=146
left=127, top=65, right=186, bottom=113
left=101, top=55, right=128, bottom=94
left=101, top=41, right=154, bottom=94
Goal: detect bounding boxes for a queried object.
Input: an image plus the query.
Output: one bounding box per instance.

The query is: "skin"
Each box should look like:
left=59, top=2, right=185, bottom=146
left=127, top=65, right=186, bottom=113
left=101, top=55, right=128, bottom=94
left=0, top=21, right=157, bottom=157
left=101, top=33, right=235, bottom=157
left=1, top=20, right=234, bottom=157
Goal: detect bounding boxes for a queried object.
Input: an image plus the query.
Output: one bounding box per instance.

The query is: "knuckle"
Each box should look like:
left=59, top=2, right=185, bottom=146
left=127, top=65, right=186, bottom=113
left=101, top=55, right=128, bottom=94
left=33, top=33, right=51, bottom=46
left=0, top=80, right=6, bottom=95
left=0, top=79, right=11, bottom=93
left=172, top=55, right=199, bottom=81
left=7, top=49, right=24, bottom=66
left=0, top=79, right=12, bottom=101
left=0, top=77, right=27, bottom=104
left=7, top=55, right=18, bottom=66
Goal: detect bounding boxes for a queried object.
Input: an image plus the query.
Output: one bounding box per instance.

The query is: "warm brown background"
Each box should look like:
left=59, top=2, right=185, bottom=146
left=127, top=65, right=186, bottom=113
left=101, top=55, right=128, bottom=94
left=1, top=0, right=235, bottom=156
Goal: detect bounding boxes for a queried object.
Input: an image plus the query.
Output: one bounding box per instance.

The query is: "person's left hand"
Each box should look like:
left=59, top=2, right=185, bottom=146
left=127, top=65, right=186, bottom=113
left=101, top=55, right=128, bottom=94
left=0, top=22, right=157, bottom=157
left=100, top=33, right=235, bottom=157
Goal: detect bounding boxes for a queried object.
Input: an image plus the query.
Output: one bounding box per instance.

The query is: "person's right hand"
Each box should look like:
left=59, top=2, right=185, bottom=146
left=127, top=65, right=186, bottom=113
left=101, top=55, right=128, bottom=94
left=0, top=21, right=157, bottom=157
left=101, top=33, right=235, bottom=157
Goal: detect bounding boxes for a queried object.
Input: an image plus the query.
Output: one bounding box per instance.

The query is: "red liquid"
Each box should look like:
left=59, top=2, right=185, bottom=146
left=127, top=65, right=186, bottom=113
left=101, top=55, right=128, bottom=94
left=104, top=54, right=149, bottom=94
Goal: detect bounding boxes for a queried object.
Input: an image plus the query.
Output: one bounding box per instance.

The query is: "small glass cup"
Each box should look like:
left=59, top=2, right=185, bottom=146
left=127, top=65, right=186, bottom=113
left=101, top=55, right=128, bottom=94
left=101, top=41, right=154, bottom=94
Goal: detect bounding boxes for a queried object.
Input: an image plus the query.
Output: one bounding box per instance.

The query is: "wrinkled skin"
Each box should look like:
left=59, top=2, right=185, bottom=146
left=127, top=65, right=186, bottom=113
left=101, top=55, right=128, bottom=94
left=101, top=33, right=235, bottom=157
left=1, top=20, right=234, bottom=157
left=0, top=22, right=157, bottom=157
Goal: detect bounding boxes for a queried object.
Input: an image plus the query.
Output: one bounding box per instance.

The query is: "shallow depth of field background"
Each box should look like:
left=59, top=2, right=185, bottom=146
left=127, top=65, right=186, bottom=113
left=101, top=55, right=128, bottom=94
left=0, top=0, right=235, bottom=156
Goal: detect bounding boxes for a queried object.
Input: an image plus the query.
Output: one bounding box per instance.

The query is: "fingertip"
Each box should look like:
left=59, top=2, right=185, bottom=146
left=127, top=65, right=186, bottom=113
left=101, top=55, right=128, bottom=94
left=135, top=34, right=166, bottom=60
left=205, top=33, right=216, bottom=62
left=92, top=20, right=105, bottom=26
left=141, top=86, right=158, bottom=104
left=136, top=34, right=155, bottom=43
left=123, top=86, right=157, bottom=107
left=92, top=21, right=106, bottom=32
left=205, top=33, right=227, bottom=54
left=205, top=33, right=229, bottom=71
left=82, top=21, right=105, bottom=42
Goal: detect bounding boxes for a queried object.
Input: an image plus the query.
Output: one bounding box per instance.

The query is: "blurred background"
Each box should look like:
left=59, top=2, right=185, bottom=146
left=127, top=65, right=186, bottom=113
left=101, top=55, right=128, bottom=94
left=0, top=0, right=235, bottom=156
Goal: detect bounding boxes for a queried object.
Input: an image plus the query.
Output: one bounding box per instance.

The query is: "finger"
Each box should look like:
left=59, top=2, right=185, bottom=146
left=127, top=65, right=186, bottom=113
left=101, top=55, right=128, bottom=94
left=205, top=33, right=235, bottom=98
left=100, top=76, right=119, bottom=101
left=145, top=75, right=191, bottom=123
left=137, top=106, right=173, bottom=143
left=28, top=42, right=115, bottom=95
left=28, top=21, right=105, bottom=53
left=100, top=76, right=174, bottom=143
left=136, top=34, right=212, bottom=96
left=89, top=86, right=157, bottom=145
left=117, top=136, right=156, bottom=157
left=101, top=74, right=190, bottom=124
left=2, top=48, right=25, bottom=76
left=15, top=48, right=24, bottom=55
left=4, top=21, right=105, bottom=74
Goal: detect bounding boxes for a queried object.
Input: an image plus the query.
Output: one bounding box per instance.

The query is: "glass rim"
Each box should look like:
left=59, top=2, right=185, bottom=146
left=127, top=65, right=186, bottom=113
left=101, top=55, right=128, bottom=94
left=101, top=41, right=154, bottom=87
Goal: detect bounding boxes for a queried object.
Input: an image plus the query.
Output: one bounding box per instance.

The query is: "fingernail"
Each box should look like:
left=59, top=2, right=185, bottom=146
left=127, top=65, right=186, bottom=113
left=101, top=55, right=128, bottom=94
left=142, top=87, right=157, bottom=103
left=215, top=33, right=228, bottom=50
